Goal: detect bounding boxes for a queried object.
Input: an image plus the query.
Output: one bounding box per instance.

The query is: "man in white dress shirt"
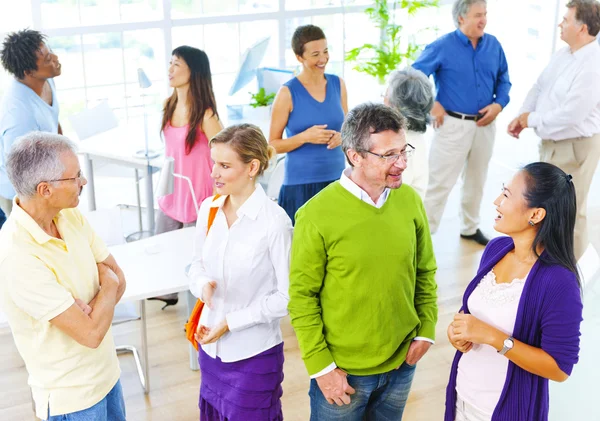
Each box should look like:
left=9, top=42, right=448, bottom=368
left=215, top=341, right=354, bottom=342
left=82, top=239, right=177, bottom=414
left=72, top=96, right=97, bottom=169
left=508, top=0, right=600, bottom=260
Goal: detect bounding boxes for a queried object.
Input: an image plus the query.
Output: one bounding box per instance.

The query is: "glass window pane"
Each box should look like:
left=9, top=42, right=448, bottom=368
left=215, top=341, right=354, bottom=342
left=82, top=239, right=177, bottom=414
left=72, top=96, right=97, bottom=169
left=123, top=29, right=166, bottom=84
left=204, top=23, right=239, bottom=74
left=58, top=88, right=87, bottom=136
left=87, top=84, right=127, bottom=111
left=41, top=0, right=81, bottom=28
left=0, top=1, right=32, bottom=32
left=41, top=0, right=162, bottom=28
left=82, top=33, right=124, bottom=86
left=285, top=0, right=369, bottom=10
left=48, top=36, right=85, bottom=90
left=171, top=25, right=205, bottom=51
left=171, top=0, right=203, bottom=18
left=286, top=0, right=341, bottom=10
left=239, top=0, right=278, bottom=13
left=79, top=0, right=121, bottom=26
left=0, top=68, right=12, bottom=100
left=118, top=0, right=162, bottom=23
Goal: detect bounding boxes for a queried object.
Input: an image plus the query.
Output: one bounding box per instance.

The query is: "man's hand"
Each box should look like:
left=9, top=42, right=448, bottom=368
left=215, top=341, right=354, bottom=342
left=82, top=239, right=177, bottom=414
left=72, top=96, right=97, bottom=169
left=476, top=103, right=502, bottom=127
left=431, top=101, right=446, bottom=129
left=316, top=368, right=356, bottom=406
left=404, top=340, right=432, bottom=366
left=98, top=263, right=119, bottom=290
left=518, top=112, right=530, bottom=129
left=74, top=298, right=92, bottom=315
left=507, top=116, right=524, bottom=138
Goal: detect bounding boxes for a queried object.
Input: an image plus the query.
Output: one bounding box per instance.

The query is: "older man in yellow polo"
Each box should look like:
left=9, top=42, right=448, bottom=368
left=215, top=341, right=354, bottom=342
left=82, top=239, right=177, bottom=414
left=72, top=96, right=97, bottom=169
left=0, top=132, right=127, bottom=420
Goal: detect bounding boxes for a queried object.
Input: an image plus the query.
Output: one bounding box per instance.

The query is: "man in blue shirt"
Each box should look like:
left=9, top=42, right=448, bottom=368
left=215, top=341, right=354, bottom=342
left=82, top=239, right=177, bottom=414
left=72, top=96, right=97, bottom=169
left=413, top=0, right=511, bottom=245
left=0, top=29, right=62, bottom=218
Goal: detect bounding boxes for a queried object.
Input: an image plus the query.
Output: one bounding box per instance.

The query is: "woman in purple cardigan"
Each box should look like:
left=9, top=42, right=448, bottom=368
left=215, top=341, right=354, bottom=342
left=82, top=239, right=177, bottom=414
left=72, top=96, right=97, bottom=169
left=445, top=162, right=583, bottom=421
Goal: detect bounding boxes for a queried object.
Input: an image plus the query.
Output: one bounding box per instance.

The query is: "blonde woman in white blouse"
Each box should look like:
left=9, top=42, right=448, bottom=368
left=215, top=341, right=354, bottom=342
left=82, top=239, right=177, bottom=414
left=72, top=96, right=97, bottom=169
left=188, top=124, right=293, bottom=421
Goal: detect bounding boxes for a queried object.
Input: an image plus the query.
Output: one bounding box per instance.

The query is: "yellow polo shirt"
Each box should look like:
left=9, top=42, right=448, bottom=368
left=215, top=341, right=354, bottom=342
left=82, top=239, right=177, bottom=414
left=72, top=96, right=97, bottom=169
left=0, top=200, right=120, bottom=420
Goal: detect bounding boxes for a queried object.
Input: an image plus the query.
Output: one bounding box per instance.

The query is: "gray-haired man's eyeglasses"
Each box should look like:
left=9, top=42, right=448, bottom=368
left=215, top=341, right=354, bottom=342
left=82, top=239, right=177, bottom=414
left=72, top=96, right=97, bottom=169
left=44, top=172, right=86, bottom=184
left=358, top=143, right=415, bottom=164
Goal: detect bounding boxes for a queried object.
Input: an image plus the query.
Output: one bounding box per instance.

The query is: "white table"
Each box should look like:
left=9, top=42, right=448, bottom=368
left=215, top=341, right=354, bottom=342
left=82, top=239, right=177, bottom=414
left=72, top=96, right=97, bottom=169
left=78, top=124, right=164, bottom=233
left=111, top=226, right=198, bottom=393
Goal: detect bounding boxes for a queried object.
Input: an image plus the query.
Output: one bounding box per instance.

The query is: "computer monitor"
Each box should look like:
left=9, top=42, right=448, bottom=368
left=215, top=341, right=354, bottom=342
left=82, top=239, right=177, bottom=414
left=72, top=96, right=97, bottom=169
left=228, top=37, right=271, bottom=96
left=257, top=67, right=294, bottom=96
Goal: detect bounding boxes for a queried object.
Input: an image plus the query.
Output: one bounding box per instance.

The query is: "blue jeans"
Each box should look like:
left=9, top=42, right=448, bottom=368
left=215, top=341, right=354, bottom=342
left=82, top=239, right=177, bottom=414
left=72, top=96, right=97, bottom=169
left=47, top=380, right=126, bottom=421
left=309, top=363, right=417, bottom=421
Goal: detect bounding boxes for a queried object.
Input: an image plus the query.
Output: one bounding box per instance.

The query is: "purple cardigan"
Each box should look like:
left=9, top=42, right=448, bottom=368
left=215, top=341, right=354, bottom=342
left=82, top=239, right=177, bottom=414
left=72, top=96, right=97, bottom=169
left=444, top=236, right=583, bottom=421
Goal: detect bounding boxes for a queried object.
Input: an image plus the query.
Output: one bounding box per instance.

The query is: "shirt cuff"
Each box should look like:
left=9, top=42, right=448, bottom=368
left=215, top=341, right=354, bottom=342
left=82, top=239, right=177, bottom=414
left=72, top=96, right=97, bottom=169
left=226, top=306, right=259, bottom=332
left=413, top=336, right=435, bottom=344
left=310, top=362, right=337, bottom=379
left=494, top=99, right=508, bottom=110
left=527, top=111, right=541, bottom=129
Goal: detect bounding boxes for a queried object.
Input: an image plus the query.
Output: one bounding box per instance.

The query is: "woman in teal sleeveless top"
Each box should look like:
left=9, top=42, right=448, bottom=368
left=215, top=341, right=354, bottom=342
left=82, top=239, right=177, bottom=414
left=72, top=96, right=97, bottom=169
left=269, top=24, right=348, bottom=224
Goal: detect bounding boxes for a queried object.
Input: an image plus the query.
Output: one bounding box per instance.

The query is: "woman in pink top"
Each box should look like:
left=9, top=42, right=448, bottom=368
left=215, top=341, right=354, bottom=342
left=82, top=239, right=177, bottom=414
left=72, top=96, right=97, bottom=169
left=152, top=45, right=223, bottom=308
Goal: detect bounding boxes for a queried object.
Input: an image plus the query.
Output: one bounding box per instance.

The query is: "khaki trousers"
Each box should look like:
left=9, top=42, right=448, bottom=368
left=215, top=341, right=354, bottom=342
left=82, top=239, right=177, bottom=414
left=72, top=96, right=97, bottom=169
left=424, top=116, right=496, bottom=235
left=539, top=133, right=600, bottom=260
left=0, top=195, right=13, bottom=217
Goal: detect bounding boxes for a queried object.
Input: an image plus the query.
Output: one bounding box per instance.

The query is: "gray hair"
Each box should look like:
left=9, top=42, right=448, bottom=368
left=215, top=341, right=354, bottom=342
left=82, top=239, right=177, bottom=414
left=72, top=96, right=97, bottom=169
left=341, top=103, right=406, bottom=167
left=386, top=67, right=434, bottom=133
left=6, top=132, right=78, bottom=199
left=452, top=0, right=487, bottom=28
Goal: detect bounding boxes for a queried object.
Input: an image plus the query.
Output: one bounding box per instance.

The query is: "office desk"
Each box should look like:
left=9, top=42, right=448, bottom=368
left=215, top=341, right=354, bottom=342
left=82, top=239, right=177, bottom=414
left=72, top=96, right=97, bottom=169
left=78, top=124, right=164, bottom=233
left=112, top=226, right=197, bottom=393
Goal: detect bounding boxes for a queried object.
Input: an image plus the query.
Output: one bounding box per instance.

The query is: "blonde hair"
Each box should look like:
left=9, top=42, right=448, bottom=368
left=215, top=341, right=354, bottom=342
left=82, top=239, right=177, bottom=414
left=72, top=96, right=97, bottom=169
left=209, top=124, right=276, bottom=177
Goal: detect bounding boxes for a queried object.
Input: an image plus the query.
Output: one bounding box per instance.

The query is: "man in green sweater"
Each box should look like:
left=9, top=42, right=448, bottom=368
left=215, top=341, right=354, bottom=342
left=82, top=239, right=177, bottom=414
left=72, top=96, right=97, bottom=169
left=288, top=103, right=438, bottom=420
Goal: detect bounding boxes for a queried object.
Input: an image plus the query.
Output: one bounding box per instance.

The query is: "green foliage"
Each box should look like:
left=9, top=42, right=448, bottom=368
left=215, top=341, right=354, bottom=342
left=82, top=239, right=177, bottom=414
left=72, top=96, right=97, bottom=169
left=345, top=0, right=439, bottom=84
left=249, top=88, right=276, bottom=108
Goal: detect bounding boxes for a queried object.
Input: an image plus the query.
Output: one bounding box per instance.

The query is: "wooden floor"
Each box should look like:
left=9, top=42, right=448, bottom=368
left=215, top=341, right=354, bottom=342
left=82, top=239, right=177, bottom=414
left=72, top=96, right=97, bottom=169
left=1, top=208, right=599, bottom=421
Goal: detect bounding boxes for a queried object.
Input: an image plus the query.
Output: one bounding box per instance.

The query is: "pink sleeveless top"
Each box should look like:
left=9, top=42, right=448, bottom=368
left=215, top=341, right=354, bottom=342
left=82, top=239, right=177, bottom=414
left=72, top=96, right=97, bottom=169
left=157, top=122, right=213, bottom=223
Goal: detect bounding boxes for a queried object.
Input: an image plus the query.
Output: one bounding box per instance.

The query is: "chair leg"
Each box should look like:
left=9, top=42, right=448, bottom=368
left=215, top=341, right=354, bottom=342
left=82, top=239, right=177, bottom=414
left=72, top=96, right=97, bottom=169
left=116, top=345, right=146, bottom=391
left=134, top=169, right=143, bottom=232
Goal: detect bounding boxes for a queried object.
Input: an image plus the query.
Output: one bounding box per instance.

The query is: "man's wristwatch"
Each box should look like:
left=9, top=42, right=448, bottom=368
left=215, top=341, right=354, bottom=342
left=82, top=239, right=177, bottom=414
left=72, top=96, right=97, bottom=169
left=498, top=336, right=514, bottom=356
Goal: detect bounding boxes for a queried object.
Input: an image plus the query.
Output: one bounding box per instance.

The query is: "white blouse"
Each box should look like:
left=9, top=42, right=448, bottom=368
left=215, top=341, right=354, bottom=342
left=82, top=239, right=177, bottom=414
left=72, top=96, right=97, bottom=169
left=188, top=184, right=293, bottom=362
left=455, top=269, right=527, bottom=416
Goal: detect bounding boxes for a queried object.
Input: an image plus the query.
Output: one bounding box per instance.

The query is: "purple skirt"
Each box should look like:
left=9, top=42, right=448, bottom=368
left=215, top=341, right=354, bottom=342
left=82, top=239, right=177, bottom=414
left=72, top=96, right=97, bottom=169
left=199, top=342, right=284, bottom=421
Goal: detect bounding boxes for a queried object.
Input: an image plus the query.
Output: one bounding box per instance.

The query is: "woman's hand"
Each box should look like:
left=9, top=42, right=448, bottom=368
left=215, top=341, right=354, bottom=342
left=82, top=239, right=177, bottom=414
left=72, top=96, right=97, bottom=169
left=301, top=125, right=337, bottom=145
left=451, top=313, right=499, bottom=346
left=327, top=132, right=342, bottom=150
left=447, top=322, right=473, bottom=353
left=202, top=281, right=217, bottom=309
left=197, top=319, right=229, bottom=345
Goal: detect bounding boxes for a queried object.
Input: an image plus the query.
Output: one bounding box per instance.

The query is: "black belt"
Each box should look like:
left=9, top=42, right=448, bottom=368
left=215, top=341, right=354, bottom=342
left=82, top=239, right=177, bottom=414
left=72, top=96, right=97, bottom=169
left=446, top=110, right=483, bottom=121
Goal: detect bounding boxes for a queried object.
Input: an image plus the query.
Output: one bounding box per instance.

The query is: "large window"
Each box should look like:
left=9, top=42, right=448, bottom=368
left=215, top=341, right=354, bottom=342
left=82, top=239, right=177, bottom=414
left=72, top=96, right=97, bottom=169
left=0, top=0, right=562, bottom=139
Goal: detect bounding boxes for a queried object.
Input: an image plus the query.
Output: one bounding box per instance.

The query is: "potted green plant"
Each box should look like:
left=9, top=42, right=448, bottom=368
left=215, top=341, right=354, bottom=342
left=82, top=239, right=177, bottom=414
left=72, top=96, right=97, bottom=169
left=249, top=87, right=276, bottom=108
left=345, top=0, right=439, bottom=85
left=246, top=87, right=276, bottom=125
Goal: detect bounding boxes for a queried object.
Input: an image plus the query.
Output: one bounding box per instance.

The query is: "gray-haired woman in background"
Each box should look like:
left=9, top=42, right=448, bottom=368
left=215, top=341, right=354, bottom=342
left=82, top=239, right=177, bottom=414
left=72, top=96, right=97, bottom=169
left=384, top=67, right=434, bottom=198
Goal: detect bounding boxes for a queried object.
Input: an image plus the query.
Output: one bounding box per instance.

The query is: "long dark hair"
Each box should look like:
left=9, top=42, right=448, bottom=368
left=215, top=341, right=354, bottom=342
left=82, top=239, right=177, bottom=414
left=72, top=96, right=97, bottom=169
left=161, top=46, right=218, bottom=155
left=521, top=162, right=580, bottom=287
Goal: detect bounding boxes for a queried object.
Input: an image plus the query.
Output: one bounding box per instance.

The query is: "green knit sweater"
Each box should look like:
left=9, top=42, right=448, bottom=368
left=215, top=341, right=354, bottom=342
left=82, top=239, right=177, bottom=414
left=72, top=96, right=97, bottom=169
left=289, top=181, right=438, bottom=376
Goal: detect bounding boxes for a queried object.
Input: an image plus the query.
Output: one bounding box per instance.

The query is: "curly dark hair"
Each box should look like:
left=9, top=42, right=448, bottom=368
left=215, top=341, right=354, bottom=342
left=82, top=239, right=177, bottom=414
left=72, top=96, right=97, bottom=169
left=1, top=29, right=46, bottom=79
